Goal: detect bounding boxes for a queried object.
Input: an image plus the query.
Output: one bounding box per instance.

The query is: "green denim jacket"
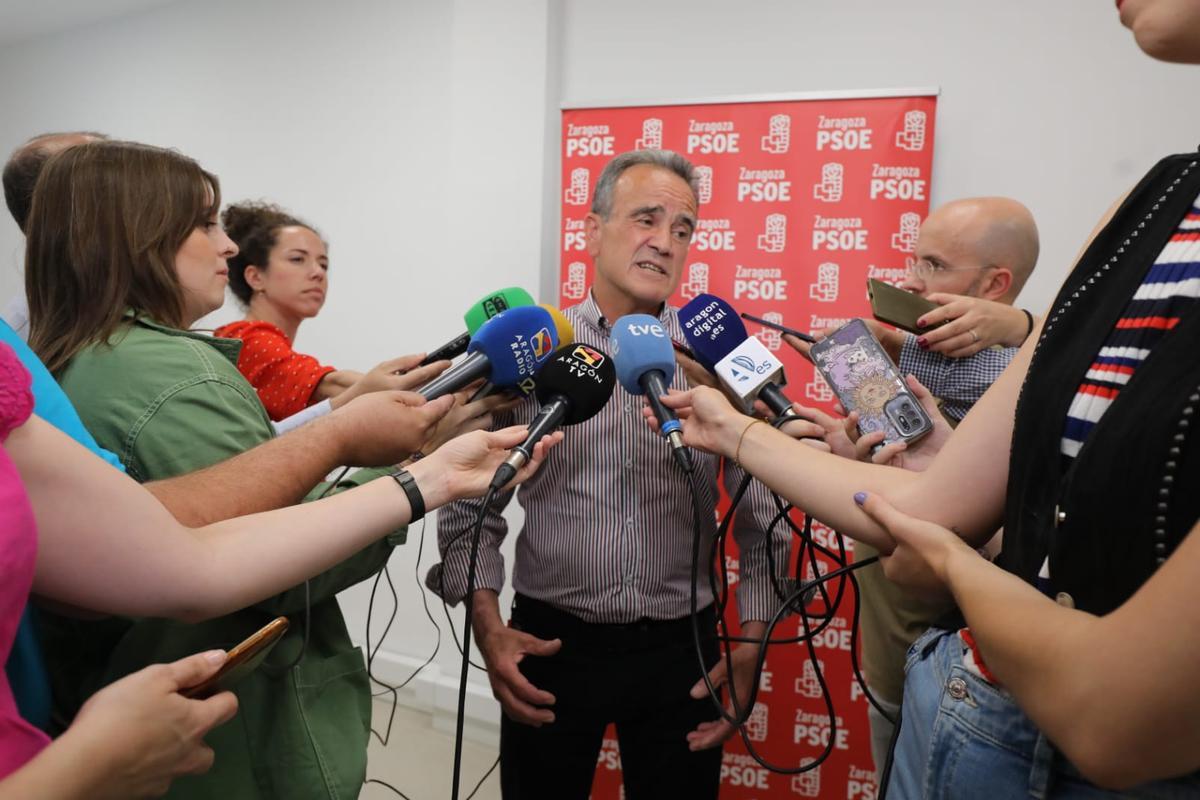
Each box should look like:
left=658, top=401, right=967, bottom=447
left=41, top=314, right=401, bottom=799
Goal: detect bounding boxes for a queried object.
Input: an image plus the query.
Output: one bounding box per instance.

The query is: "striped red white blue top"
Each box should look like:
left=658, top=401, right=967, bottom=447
left=1061, top=195, right=1200, bottom=460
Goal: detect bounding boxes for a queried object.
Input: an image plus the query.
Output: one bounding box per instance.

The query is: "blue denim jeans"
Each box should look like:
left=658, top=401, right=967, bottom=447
left=888, top=629, right=1200, bottom=799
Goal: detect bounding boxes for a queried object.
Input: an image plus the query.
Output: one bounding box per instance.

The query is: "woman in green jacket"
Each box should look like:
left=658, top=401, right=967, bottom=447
left=23, top=139, right=498, bottom=799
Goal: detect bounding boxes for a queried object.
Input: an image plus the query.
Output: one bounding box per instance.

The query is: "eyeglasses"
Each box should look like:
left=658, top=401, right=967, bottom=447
left=907, top=258, right=994, bottom=282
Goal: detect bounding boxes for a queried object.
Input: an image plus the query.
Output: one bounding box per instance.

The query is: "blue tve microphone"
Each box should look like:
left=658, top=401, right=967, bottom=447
left=610, top=314, right=693, bottom=472
left=417, top=305, right=558, bottom=400
left=679, top=294, right=796, bottom=419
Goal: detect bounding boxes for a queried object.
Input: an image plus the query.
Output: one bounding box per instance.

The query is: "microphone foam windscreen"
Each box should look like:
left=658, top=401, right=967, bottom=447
left=534, top=344, right=615, bottom=424
left=678, top=294, right=749, bottom=368
left=464, top=286, right=536, bottom=334
left=609, top=314, right=677, bottom=396
left=539, top=304, right=576, bottom=347
left=469, top=305, right=558, bottom=386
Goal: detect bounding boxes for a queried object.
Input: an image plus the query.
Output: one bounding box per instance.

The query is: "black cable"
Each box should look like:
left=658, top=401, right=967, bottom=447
left=879, top=700, right=902, bottom=800
left=451, top=486, right=499, bottom=800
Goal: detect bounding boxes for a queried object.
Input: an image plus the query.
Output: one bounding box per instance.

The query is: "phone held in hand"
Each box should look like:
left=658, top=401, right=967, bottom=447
left=866, top=278, right=943, bottom=334
left=808, top=319, right=932, bottom=447
left=180, top=617, right=289, bottom=699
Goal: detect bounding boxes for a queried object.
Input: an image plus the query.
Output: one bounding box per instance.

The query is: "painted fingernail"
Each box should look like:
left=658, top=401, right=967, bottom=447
left=853, top=491, right=867, bottom=506
left=917, top=338, right=929, bottom=349
left=916, top=318, right=927, bottom=328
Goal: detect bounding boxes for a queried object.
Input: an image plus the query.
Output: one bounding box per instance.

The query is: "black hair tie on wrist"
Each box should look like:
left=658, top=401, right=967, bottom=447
left=1021, top=308, right=1035, bottom=343
left=390, top=468, right=425, bottom=522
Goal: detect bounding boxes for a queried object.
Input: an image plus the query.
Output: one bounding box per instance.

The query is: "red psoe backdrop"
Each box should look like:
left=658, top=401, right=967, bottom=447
left=559, top=91, right=937, bottom=799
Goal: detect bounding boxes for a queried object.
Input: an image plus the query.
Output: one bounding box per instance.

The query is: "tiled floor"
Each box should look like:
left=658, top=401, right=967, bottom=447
left=362, top=699, right=501, bottom=800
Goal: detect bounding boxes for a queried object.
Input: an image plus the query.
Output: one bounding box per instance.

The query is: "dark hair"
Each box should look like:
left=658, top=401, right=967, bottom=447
left=25, top=139, right=220, bottom=374
left=3, top=131, right=108, bottom=232
left=591, top=149, right=699, bottom=219
left=222, top=201, right=319, bottom=305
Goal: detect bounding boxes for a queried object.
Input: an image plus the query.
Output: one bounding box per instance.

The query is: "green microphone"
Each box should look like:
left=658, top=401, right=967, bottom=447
left=418, top=287, right=535, bottom=366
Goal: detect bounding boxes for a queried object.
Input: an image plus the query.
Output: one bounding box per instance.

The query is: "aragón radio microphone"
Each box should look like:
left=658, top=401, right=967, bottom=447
left=417, top=305, right=557, bottom=400
left=488, top=343, right=615, bottom=490
left=679, top=293, right=797, bottom=419
left=418, top=286, right=535, bottom=366
left=467, top=305, right=576, bottom=402
left=610, top=314, right=693, bottom=472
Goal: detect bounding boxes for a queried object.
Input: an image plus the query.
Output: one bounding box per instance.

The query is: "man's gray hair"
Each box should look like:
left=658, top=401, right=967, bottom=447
left=590, top=149, right=699, bottom=219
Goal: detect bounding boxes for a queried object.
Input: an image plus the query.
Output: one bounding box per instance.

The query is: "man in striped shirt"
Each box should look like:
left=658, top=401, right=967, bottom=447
left=434, top=150, right=802, bottom=799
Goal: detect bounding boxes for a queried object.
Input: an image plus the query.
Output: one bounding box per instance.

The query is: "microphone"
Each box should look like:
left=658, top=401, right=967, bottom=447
left=488, top=343, right=615, bottom=490
left=419, top=287, right=535, bottom=366
left=610, top=314, right=693, bottom=472
left=679, top=294, right=797, bottom=419
left=417, top=306, right=558, bottom=400
left=467, top=305, right=576, bottom=402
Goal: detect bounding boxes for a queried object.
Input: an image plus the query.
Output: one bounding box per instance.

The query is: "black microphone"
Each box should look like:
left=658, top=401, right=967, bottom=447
left=489, top=343, right=616, bottom=490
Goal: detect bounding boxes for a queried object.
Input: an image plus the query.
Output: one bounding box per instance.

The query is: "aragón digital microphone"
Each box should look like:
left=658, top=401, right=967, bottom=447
left=679, top=293, right=797, bottom=419
left=488, top=343, right=615, bottom=490
left=417, top=305, right=557, bottom=400
left=610, top=314, right=693, bottom=472
left=418, top=286, right=535, bottom=366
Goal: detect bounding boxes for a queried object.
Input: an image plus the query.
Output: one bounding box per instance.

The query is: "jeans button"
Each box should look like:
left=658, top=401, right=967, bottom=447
left=947, top=677, right=968, bottom=701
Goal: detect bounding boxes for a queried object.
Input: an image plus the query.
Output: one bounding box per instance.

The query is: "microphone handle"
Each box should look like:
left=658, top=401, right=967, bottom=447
left=418, top=352, right=491, bottom=400
left=759, top=383, right=798, bottom=419
left=640, top=370, right=693, bottom=472
left=419, top=331, right=471, bottom=366
left=490, top=396, right=570, bottom=490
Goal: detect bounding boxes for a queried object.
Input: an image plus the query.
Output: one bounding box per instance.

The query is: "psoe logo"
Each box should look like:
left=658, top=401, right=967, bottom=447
left=891, top=212, right=921, bottom=253
left=757, top=213, right=787, bottom=253
left=761, top=113, right=791, bottom=154
left=745, top=702, right=769, bottom=742
left=795, top=658, right=826, bottom=699
left=695, top=165, right=714, bottom=205
left=810, top=262, right=839, bottom=303
left=681, top=262, right=709, bottom=299
left=571, top=345, right=605, bottom=368
left=806, top=372, right=834, bottom=403
left=896, top=109, right=928, bottom=152
left=791, top=768, right=821, bottom=798
left=531, top=327, right=554, bottom=359
left=635, top=118, right=663, bottom=150
left=564, top=167, right=589, bottom=206
left=757, top=312, right=784, bottom=351
left=813, top=163, right=843, bottom=203
left=562, top=261, right=587, bottom=300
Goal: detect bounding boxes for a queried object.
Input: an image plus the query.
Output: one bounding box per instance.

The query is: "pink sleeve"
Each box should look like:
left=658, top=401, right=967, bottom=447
left=0, top=343, right=33, bottom=442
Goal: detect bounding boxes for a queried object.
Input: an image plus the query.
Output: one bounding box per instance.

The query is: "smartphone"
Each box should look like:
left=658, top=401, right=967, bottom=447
left=739, top=312, right=817, bottom=344
left=808, top=319, right=932, bottom=446
left=866, top=278, right=943, bottom=334
left=180, top=617, right=289, bottom=699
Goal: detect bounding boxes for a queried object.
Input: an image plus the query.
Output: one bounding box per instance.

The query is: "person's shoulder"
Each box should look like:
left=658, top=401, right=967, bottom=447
left=215, top=319, right=286, bottom=341
left=63, top=321, right=228, bottom=393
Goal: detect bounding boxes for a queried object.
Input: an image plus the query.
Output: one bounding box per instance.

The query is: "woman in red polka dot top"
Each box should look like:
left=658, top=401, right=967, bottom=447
left=215, top=202, right=442, bottom=421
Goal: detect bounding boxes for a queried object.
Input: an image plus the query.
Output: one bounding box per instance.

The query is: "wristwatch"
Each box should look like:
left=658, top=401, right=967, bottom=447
left=390, top=467, right=425, bottom=522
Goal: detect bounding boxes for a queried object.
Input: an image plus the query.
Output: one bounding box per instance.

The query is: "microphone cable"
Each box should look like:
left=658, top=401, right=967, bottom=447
left=677, top=413, right=896, bottom=779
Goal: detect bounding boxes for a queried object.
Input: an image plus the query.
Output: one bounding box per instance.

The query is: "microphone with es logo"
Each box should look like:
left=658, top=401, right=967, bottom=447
left=679, top=293, right=798, bottom=420
left=418, top=286, right=535, bottom=366
left=610, top=314, right=693, bottom=473
left=488, top=343, right=615, bottom=491
left=417, top=305, right=558, bottom=400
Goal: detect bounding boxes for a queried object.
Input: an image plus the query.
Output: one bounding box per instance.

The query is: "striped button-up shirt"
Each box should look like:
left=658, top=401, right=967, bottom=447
left=435, top=294, right=790, bottom=624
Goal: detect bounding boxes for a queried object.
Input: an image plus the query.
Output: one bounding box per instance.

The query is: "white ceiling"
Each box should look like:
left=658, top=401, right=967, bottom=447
left=0, top=0, right=180, bottom=47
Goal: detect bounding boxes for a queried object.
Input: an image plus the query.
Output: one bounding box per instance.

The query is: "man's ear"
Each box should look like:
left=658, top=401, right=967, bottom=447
left=980, top=267, right=1012, bottom=302
left=584, top=213, right=603, bottom=259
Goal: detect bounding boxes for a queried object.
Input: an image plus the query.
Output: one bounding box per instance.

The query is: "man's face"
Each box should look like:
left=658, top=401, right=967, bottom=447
left=900, top=214, right=991, bottom=299
left=586, top=164, right=698, bottom=308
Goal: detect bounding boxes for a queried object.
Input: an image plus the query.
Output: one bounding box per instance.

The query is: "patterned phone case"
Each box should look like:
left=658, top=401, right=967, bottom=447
left=809, top=319, right=932, bottom=446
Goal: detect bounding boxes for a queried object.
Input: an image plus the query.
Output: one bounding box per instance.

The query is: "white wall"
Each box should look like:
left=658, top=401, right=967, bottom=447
left=1, top=0, right=1198, bottom=742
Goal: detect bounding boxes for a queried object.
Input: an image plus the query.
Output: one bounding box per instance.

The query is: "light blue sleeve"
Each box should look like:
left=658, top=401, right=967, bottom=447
left=0, top=319, right=125, bottom=472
